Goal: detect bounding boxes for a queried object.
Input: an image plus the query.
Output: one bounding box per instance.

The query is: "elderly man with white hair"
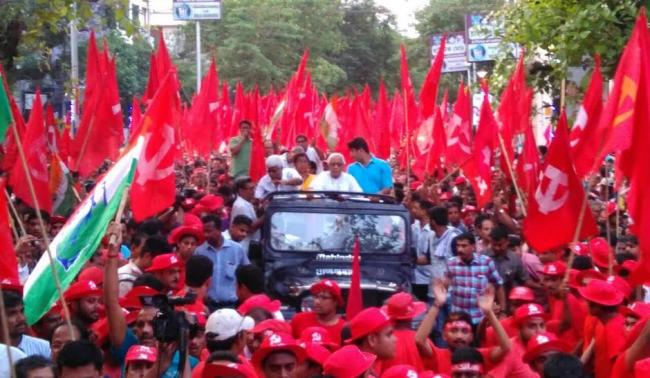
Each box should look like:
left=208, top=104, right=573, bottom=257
left=254, top=154, right=303, bottom=199
left=309, top=153, right=363, bottom=192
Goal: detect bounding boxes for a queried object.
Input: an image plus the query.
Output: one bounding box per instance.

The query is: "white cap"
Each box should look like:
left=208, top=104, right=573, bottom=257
left=266, top=154, right=284, bottom=169
left=205, top=309, right=255, bottom=341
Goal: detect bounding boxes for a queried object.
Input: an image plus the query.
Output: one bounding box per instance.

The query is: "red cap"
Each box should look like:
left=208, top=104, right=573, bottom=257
left=251, top=319, right=292, bottom=335
left=345, top=307, right=391, bottom=343
left=64, top=280, right=101, bottom=301
left=509, top=286, right=535, bottom=302
left=202, top=362, right=258, bottom=378
left=635, top=357, right=650, bottom=377
left=251, top=332, right=306, bottom=370
left=323, top=345, right=376, bottom=377
left=381, top=365, right=420, bottom=378
left=181, top=198, right=197, bottom=211
left=237, top=294, right=281, bottom=316
left=620, top=260, right=639, bottom=274
left=571, top=242, right=590, bottom=256
left=454, top=176, right=467, bottom=185
left=299, top=327, right=339, bottom=350
left=145, top=253, right=181, bottom=272
left=119, top=286, right=160, bottom=310
left=514, top=303, right=547, bottom=326
left=578, top=278, right=624, bottom=306
left=78, top=266, right=104, bottom=285
left=168, top=225, right=205, bottom=246
left=51, top=215, right=66, bottom=224
left=125, top=345, right=157, bottom=363
left=199, top=194, right=224, bottom=212
left=299, top=341, right=331, bottom=366
left=184, top=213, right=203, bottom=229
left=541, top=261, right=567, bottom=277
left=523, top=332, right=570, bottom=363
left=567, top=269, right=581, bottom=289
left=606, top=275, right=632, bottom=298
left=381, top=292, right=427, bottom=321
left=310, top=279, right=343, bottom=307
left=589, top=237, right=612, bottom=269
left=462, top=205, right=478, bottom=214
left=576, top=269, right=606, bottom=286
left=0, top=278, right=23, bottom=294
left=620, top=302, right=650, bottom=319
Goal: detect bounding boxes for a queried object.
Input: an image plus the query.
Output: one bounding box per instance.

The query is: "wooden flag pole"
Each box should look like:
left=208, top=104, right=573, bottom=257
left=4, top=189, right=25, bottom=238
left=10, top=122, right=75, bottom=339
left=404, top=88, right=411, bottom=190
left=604, top=165, right=614, bottom=276
left=497, top=132, right=528, bottom=217
left=108, top=185, right=130, bottom=247
left=0, top=286, right=17, bottom=378
left=74, top=115, right=96, bottom=173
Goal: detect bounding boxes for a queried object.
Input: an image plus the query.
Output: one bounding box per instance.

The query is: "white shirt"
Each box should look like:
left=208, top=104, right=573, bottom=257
left=17, top=335, right=51, bottom=358
left=412, top=220, right=433, bottom=284
left=309, top=171, right=362, bottom=192
left=117, top=261, right=143, bottom=297
left=305, top=146, right=323, bottom=173
left=231, top=196, right=259, bottom=250
left=0, top=344, right=26, bottom=376
left=255, top=168, right=302, bottom=199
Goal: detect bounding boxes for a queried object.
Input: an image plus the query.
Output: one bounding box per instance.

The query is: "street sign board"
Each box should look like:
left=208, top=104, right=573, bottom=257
left=465, top=13, right=502, bottom=62
left=173, top=0, right=221, bottom=20
left=431, top=32, right=470, bottom=73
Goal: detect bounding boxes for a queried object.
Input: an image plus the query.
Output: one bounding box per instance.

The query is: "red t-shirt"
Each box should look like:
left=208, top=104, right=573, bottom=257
left=290, top=312, right=345, bottom=346
left=430, top=346, right=491, bottom=375
left=610, top=351, right=631, bottom=378
left=594, top=314, right=626, bottom=378
left=381, top=329, right=430, bottom=372
left=482, top=316, right=517, bottom=348
left=548, top=294, right=586, bottom=348
left=487, top=336, right=538, bottom=378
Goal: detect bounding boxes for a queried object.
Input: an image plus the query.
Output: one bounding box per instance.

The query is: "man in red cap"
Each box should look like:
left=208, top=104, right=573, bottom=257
left=482, top=286, right=536, bottom=348
left=323, top=345, right=376, bottom=378
left=415, top=282, right=511, bottom=375
left=522, top=332, right=570, bottom=374
left=379, top=292, right=429, bottom=372
left=540, top=261, right=587, bottom=348
left=169, top=224, right=205, bottom=263
left=65, top=279, right=103, bottom=328
left=346, top=307, right=396, bottom=375
left=610, top=317, right=650, bottom=378
left=291, top=279, right=345, bottom=345
left=124, top=345, right=157, bottom=378
left=578, top=278, right=626, bottom=378
left=252, top=332, right=306, bottom=378
left=145, top=253, right=182, bottom=293
left=295, top=341, right=331, bottom=378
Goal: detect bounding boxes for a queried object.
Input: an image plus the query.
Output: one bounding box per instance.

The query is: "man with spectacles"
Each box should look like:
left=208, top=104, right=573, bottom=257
left=309, top=153, right=362, bottom=192
left=291, top=279, right=346, bottom=346
left=255, top=154, right=303, bottom=199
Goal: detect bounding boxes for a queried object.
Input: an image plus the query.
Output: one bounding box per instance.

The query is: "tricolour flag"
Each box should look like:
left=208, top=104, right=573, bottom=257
left=49, top=155, right=77, bottom=217
left=23, top=139, right=143, bottom=325
left=0, top=69, right=13, bottom=143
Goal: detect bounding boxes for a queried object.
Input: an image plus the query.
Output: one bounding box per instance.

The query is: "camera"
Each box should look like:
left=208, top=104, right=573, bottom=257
left=140, top=292, right=197, bottom=342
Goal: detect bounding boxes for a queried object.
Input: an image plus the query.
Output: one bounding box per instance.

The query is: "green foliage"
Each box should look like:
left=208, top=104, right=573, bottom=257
left=494, top=0, right=647, bottom=93
left=176, top=0, right=400, bottom=96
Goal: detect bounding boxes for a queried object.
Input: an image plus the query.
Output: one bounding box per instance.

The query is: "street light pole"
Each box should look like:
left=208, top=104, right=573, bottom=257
left=70, top=14, right=78, bottom=133
left=196, top=21, right=201, bottom=91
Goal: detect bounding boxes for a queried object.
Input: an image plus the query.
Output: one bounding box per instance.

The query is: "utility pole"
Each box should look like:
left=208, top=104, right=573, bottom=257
left=196, top=21, right=201, bottom=91
left=70, top=6, right=79, bottom=134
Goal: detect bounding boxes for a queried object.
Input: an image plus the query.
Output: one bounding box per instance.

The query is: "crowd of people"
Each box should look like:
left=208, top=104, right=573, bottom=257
left=1, top=120, right=650, bottom=378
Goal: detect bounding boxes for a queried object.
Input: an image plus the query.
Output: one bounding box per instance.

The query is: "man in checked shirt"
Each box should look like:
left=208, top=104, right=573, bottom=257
left=445, top=232, right=506, bottom=325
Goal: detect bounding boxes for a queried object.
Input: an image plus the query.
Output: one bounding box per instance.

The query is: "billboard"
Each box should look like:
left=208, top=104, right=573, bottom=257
left=465, top=13, right=502, bottom=62
left=173, top=0, right=221, bottom=20
left=431, top=32, right=470, bottom=73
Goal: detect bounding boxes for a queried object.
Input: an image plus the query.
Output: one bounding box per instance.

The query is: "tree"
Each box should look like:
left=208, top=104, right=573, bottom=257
left=495, top=0, right=647, bottom=93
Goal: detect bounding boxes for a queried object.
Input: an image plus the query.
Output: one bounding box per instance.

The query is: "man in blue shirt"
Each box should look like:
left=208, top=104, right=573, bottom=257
left=195, top=214, right=250, bottom=311
left=346, top=137, right=393, bottom=195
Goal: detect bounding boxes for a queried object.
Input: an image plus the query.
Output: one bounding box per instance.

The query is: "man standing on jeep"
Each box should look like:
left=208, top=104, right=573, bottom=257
left=291, top=279, right=346, bottom=346
left=347, top=137, right=393, bottom=195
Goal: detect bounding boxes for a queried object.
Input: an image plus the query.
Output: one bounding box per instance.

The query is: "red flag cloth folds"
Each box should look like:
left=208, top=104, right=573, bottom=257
left=374, top=80, right=391, bottom=160
left=516, top=123, right=540, bottom=197
left=523, top=110, right=598, bottom=253
left=184, top=60, right=219, bottom=157
left=419, top=35, right=446, bottom=120
left=128, top=96, right=143, bottom=145
left=570, top=55, right=604, bottom=178
left=346, top=237, right=363, bottom=320
left=446, top=82, right=472, bottom=167
left=130, top=72, right=179, bottom=222
left=0, top=179, right=18, bottom=281
left=9, top=89, right=52, bottom=214
left=466, top=91, right=496, bottom=209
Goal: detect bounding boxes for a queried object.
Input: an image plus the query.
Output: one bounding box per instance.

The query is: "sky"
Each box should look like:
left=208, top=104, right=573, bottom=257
left=374, top=0, right=428, bottom=38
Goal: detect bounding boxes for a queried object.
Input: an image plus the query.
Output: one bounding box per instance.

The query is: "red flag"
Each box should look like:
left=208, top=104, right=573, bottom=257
left=346, top=237, right=363, bottom=320
left=374, top=79, right=391, bottom=159
left=0, top=179, right=18, bottom=281
left=446, top=82, right=472, bottom=166
left=516, top=122, right=540, bottom=197
left=184, top=60, right=219, bottom=157
left=249, top=122, right=266, bottom=183
left=400, top=45, right=418, bottom=154
left=128, top=96, right=143, bottom=144
left=1, top=66, right=26, bottom=173
left=59, top=122, right=72, bottom=167
left=419, top=35, right=446, bottom=120
left=467, top=91, right=496, bottom=209
left=570, top=56, right=604, bottom=178
left=523, top=110, right=598, bottom=252
left=596, top=9, right=650, bottom=284
left=130, top=72, right=179, bottom=222
left=84, top=31, right=101, bottom=106
left=9, top=89, right=52, bottom=214
left=142, top=54, right=159, bottom=104
left=45, top=104, right=59, bottom=155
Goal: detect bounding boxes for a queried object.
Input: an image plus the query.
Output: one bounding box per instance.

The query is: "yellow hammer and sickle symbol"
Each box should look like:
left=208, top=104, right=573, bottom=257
left=613, top=76, right=638, bottom=127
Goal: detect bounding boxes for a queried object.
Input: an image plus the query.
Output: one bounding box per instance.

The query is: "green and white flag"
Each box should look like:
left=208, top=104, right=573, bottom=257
left=23, top=139, right=143, bottom=325
left=0, top=71, right=14, bottom=143
left=50, top=155, right=77, bottom=217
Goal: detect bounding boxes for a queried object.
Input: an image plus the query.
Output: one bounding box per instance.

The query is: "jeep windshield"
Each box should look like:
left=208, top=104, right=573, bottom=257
left=270, top=212, right=407, bottom=254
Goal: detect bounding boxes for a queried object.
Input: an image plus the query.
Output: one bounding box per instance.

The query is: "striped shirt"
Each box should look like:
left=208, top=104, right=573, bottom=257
left=446, top=253, right=503, bottom=324
left=17, top=334, right=51, bottom=358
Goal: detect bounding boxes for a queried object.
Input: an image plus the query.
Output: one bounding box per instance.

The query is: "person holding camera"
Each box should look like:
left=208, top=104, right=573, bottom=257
left=104, top=223, right=197, bottom=377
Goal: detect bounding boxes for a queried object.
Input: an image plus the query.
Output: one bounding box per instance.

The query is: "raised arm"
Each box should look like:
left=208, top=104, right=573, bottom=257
left=104, top=222, right=127, bottom=348
left=415, top=279, right=447, bottom=357
left=479, top=285, right=512, bottom=363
